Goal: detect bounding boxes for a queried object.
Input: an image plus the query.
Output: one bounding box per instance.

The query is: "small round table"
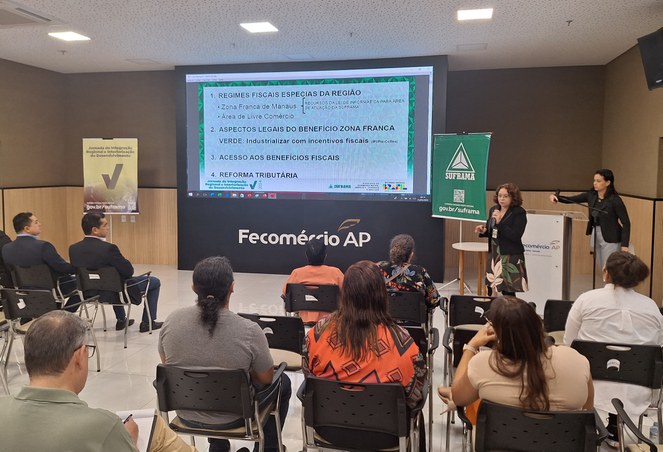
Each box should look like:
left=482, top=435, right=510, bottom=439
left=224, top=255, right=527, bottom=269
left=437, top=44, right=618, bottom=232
left=452, top=241, right=489, bottom=295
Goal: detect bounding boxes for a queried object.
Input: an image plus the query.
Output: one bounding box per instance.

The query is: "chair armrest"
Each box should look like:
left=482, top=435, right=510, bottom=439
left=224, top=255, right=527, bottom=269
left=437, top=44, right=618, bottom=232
left=429, top=327, right=439, bottom=353
left=56, top=274, right=76, bottom=284
left=124, top=271, right=152, bottom=289
left=296, top=379, right=306, bottom=403
left=438, top=297, right=449, bottom=315
left=611, top=398, right=656, bottom=450
left=442, top=326, right=453, bottom=354
left=255, top=362, right=287, bottom=401
left=456, top=406, right=473, bottom=432
left=592, top=409, right=610, bottom=446
left=63, top=294, right=100, bottom=310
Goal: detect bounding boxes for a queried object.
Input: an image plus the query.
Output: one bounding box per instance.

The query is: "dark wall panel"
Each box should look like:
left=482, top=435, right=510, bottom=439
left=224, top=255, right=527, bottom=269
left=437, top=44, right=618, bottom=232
left=447, top=66, right=605, bottom=191
left=64, top=71, right=177, bottom=187
left=0, top=59, right=66, bottom=187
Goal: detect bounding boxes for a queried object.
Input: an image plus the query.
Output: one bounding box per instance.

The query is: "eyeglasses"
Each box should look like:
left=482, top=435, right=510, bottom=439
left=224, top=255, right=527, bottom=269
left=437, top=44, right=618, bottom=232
left=78, top=344, right=96, bottom=358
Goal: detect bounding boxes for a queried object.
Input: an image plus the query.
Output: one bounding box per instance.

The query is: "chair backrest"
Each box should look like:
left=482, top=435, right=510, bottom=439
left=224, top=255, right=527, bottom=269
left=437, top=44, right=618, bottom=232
left=76, top=267, right=124, bottom=293
left=0, top=288, right=59, bottom=320
left=302, top=376, right=409, bottom=451
left=238, top=313, right=305, bottom=355
left=10, top=264, right=57, bottom=290
left=387, top=291, right=427, bottom=325
left=448, top=295, right=492, bottom=327
left=475, top=400, right=600, bottom=452
left=543, top=299, right=574, bottom=332
left=571, top=340, right=663, bottom=389
left=284, top=283, right=339, bottom=313
left=155, top=364, right=255, bottom=419
left=403, top=325, right=428, bottom=356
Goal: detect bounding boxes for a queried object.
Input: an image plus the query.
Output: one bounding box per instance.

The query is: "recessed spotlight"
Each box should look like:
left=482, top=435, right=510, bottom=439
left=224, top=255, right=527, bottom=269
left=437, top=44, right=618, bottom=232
left=457, top=8, right=493, bottom=21
left=240, top=22, right=278, bottom=33
left=48, top=31, right=90, bottom=41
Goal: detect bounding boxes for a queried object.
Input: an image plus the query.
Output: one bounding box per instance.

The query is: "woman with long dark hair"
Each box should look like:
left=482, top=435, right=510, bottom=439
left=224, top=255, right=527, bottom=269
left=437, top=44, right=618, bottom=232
left=451, top=296, right=593, bottom=412
left=551, top=168, right=630, bottom=269
left=158, top=256, right=291, bottom=452
left=305, top=260, right=426, bottom=408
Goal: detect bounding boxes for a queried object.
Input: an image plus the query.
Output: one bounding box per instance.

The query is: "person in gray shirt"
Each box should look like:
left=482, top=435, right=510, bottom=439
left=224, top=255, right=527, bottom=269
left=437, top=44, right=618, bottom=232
left=158, top=256, right=291, bottom=452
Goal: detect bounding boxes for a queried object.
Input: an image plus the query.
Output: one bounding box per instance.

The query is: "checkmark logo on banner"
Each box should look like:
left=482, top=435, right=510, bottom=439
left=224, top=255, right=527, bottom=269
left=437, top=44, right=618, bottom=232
left=250, top=181, right=258, bottom=189
left=102, top=164, right=124, bottom=189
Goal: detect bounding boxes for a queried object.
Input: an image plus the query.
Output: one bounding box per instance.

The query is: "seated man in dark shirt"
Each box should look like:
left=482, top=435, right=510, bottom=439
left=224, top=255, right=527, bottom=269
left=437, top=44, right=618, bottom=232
left=69, top=212, right=162, bottom=332
left=1, top=212, right=79, bottom=310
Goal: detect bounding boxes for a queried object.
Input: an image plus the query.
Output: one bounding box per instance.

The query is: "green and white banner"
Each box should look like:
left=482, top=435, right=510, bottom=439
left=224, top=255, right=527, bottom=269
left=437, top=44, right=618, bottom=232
left=431, top=133, right=491, bottom=221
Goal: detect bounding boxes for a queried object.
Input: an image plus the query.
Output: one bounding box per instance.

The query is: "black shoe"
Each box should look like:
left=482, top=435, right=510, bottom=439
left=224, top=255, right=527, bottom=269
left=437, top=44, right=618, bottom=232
left=139, top=321, right=163, bottom=333
left=115, top=318, right=135, bottom=331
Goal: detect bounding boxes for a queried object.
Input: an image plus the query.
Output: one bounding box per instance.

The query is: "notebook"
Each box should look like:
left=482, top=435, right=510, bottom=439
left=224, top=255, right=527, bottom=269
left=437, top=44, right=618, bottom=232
left=116, top=408, right=157, bottom=452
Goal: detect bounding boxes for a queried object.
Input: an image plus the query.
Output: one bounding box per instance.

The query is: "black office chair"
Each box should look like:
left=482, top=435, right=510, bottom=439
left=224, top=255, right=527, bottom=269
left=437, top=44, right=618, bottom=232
left=238, top=313, right=305, bottom=371
left=76, top=266, right=153, bottom=348
left=458, top=399, right=609, bottom=452
left=441, top=295, right=492, bottom=451
left=386, top=291, right=436, bottom=451
left=543, top=299, right=574, bottom=344
left=443, top=295, right=493, bottom=383
left=1, top=288, right=100, bottom=376
left=155, top=362, right=287, bottom=452
left=612, top=398, right=660, bottom=452
left=10, top=264, right=76, bottom=307
left=300, top=376, right=424, bottom=451
left=572, top=340, right=663, bottom=430
left=284, top=283, right=339, bottom=320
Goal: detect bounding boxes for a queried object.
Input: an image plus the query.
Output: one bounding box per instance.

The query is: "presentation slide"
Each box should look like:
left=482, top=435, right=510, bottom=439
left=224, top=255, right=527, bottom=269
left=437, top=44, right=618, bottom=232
left=185, top=67, right=433, bottom=201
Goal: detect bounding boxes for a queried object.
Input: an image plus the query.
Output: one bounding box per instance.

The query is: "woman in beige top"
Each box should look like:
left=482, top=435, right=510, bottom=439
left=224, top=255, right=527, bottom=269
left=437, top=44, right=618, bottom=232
left=451, top=296, right=594, bottom=412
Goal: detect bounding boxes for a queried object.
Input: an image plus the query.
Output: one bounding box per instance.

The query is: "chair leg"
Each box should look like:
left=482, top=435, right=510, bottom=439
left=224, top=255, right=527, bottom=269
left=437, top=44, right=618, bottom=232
left=3, top=329, right=15, bottom=379
left=100, top=304, right=108, bottom=332
left=144, top=296, right=152, bottom=334
left=89, top=326, right=101, bottom=372
left=273, top=410, right=284, bottom=452
left=123, top=304, right=131, bottom=348
left=0, top=331, right=9, bottom=394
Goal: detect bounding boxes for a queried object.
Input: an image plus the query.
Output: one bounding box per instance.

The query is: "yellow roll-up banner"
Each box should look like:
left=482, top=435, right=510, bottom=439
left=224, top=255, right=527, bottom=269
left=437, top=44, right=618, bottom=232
left=82, top=138, right=138, bottom=213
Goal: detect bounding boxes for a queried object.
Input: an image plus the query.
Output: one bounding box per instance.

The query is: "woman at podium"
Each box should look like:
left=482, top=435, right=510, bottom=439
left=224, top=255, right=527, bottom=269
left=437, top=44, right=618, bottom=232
left=475, top=182, right=528, bottom=296
left=550, top=168, right=630, bottom=270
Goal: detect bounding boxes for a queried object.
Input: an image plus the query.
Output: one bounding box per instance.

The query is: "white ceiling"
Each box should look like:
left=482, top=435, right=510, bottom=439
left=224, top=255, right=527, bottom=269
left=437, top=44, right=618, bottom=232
left=0, top=0, right=661, bottom=74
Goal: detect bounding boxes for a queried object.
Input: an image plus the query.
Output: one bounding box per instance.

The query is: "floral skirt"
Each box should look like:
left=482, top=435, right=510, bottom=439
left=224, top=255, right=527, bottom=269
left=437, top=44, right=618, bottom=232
left=486, top=244, right=528, bottom=293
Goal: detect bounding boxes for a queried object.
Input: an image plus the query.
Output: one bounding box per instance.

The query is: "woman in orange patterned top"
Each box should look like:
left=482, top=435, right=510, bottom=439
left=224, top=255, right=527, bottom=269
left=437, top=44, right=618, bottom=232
left=304, top=260, right=427, bottom=409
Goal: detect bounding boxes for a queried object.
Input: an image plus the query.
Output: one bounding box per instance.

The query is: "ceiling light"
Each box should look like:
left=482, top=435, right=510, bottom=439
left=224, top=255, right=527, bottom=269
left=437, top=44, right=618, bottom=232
left=240, top=22, right=278, bottom=33
left=457, top=8, right=493, bottom=21
left=48, top=31, right=90, bottom=41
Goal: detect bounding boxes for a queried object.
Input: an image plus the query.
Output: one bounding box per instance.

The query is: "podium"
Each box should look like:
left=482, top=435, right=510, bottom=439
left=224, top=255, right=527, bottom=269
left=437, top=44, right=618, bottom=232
left=518, top=210, right=585, bottom=313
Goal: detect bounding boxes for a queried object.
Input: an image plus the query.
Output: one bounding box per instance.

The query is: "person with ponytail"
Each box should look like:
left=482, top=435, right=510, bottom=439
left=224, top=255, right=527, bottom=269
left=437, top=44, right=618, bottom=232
left=304, top=260, right=426, bottom=409
left=158, top=256, right=291, bottom=452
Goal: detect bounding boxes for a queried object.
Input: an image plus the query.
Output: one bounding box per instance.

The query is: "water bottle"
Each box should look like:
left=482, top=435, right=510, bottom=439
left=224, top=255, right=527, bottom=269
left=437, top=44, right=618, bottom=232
left=650, top=421, right=659, bottom=442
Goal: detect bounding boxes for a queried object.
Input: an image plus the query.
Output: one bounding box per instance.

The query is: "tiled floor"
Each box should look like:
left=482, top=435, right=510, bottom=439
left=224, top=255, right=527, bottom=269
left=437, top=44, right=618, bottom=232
left=0, top=265, right=637, bottom=451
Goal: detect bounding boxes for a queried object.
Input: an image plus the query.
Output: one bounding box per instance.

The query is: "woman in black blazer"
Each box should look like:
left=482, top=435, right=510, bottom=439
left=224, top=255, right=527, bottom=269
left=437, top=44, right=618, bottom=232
left=550, top=169, right=630, bottom=270
left=476, top=182, right=528, bottom=295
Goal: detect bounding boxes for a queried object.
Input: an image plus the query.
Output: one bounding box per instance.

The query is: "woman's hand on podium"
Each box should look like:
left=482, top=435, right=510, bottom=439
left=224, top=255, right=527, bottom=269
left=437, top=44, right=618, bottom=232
left=549, top=193, right=558, bottom=203
left=475, top=224, right=486, bottom=234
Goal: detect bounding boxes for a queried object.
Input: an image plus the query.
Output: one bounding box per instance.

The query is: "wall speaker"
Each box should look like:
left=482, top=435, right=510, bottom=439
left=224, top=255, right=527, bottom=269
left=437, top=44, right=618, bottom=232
left=637, top=27, right=663, bottom=90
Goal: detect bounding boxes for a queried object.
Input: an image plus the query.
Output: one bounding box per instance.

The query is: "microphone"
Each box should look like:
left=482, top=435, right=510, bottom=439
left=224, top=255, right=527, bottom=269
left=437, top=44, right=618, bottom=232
left=555, top=189, right=561, bottom=197
left=488, top=205, right=499, bottom=228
